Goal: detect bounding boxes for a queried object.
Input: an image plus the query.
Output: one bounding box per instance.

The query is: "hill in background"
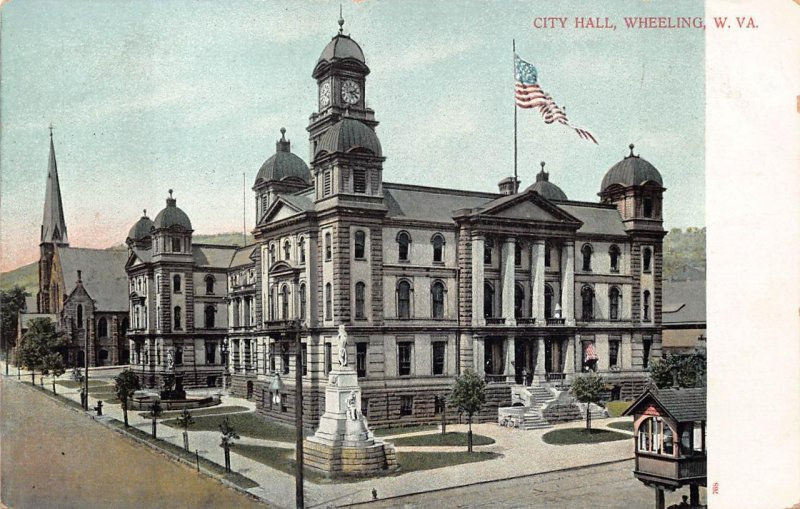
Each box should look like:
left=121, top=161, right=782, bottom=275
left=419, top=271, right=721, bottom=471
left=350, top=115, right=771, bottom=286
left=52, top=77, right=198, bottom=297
left=0, top=233, right=255, bottom=295
left=2, top=228, right=705, bottom=297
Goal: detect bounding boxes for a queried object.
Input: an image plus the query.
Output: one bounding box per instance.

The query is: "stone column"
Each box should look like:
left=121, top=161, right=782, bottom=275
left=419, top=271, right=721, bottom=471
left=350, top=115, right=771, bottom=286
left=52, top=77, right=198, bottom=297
left=562, top=241, right=575, bottom=325
left=535, top=337, right=546, bottom=382
left=473, top=336, right=485, bottom=376
left=564, top=335, right=575, bottom=382
left=531, top=240, right=545, bottom=320
left=471, top=236, right=485, bottom=326
left=501, top=237, right=516, bottom=325
left=504, top=336, right=516, bottom=383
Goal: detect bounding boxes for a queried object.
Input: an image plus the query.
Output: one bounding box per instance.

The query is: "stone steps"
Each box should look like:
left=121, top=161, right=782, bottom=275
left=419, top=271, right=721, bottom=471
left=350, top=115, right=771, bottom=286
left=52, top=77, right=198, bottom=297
left=520, top=410, right=552, bottom=430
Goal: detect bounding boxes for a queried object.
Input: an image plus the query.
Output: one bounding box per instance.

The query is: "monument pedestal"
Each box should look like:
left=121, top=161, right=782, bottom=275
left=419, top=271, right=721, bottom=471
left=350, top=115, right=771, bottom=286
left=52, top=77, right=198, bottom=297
left=303, top=368, right=398, bottom=476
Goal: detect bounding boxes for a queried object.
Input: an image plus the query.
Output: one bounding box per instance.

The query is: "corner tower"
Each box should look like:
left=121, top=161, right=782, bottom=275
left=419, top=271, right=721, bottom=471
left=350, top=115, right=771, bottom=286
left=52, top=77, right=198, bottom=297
left=38, top=128, right=69, bottom=313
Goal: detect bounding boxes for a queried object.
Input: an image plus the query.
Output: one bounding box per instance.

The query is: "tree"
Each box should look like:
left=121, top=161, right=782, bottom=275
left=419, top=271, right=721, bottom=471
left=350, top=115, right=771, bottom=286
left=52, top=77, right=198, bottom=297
left=176, top=408, right=195, bottom=451
left=571, top=372, right=606, bottom=431
left=219, top=416, right=240, bottom=473
left=43, top=352, right=66, bottom=394
left=16, top=317, right=65, bottom=385
left=114, top=369, right=141, bottom=427
left=448, top=370, right=486, bottom=453
left=148, top=400, right=163, bottom=438
left=1, top=286, right=29, bottom=372
left=649, top=352, right=707, bottom=389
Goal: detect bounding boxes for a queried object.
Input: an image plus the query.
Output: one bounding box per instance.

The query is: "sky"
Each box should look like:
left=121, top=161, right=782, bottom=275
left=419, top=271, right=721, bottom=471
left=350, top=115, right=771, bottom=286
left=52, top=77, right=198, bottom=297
left=0, top=0, right=705, bottom=272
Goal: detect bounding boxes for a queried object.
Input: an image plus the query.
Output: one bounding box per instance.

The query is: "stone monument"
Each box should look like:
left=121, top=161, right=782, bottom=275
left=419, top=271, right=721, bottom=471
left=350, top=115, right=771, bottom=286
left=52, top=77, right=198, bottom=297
left=304, top=324, right=398, bottom=476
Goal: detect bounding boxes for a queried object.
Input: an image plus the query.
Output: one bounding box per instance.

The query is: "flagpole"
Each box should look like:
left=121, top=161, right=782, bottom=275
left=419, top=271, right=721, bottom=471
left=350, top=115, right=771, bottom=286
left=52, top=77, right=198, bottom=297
left=513, top=39, right=518, bottom=187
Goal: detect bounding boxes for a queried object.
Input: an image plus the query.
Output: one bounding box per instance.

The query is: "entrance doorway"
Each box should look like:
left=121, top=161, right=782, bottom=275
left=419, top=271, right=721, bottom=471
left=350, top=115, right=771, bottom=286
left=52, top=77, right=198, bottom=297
left=483, top=337, right=505, bottom=378
left=544, top=338, right=564, bottom=376
left=246, top=380, right=254, bottom=399
left=514, top=339, right=534, bottom=385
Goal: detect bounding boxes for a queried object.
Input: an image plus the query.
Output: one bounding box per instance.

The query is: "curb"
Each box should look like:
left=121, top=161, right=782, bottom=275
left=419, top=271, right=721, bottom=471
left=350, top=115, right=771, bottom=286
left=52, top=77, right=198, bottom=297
left=8, top=377, right=269, bottom=507
left=335, top=457, right=636, bottom=508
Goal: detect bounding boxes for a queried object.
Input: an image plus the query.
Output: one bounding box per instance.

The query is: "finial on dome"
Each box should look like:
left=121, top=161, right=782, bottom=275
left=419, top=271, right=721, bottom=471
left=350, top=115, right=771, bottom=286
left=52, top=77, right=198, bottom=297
left=537, top=162, right=549, bottom=182
left=280, top=127, right=286, bottom=140
left=338, top=4, right=344, bottom=33
left=168, top=189, right=173, bottom=198
left=143, top=209, right=147, bottom=217
left=627, top=143, right=637, bottom=158
left=540, top=161, right=546, bottom=170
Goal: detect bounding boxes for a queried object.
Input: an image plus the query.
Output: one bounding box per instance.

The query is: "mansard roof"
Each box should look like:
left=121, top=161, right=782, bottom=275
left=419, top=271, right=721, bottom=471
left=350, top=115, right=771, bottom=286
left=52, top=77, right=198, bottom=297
left=57, top=247, right=129, bottom=312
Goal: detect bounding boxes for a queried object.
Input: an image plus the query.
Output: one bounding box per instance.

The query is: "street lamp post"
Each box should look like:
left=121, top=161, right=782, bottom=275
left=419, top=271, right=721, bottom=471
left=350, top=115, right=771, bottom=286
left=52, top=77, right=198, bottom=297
left=294, top=318, right=304, bottom=509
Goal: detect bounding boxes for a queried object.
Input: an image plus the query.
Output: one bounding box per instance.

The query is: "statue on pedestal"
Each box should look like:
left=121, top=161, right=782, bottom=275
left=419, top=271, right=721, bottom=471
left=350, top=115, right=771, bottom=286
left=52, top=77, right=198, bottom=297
left=346, top=390, right=358, bottom=420
left=337, top=324, right=348, bottom=367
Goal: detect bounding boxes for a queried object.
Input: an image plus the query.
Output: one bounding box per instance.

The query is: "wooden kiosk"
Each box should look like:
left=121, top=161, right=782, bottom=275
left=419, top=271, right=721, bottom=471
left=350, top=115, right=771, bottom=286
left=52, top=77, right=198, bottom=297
left=623, top=386, right=706, bottom=509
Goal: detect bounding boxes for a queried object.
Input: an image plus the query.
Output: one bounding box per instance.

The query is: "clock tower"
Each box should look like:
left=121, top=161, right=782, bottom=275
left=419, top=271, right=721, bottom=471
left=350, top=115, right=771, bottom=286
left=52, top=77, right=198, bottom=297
left=308, top=13, right=378, bottom=157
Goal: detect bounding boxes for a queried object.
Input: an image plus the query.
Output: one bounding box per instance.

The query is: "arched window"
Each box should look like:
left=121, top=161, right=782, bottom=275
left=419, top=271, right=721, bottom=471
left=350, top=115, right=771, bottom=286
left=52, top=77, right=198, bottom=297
left=299, top=283, right=306, bottom=321
left=643, top=290, right=651, bottom=321
left=325, top=232, right=332, bottom=261
left=581, top=244, right=593, bottom=272
left=355, top=282, right=366, bottom=319
left=514, top=241, right=522, bottom=266
left=281, top=285, right=289, bottom=320
left=173, top=306, right=182, bottom=330
left=544, top=284, right=554, bottom=318
left=205, top=305, right=215, bottom=328
left=298, top=237, right=306, bottom=264
left=283, top=240, right=291, bottom=260
left=77, top=304, right=83, bottom=328
left=431, top=281, right=445, bottom=319
left=397, top=280, right=411, bottom=319
left=98, top=317, right=108, bottom=337
left=483, top=282, right=495, bottom=318
left=609, top=245, right=621, bottom=273
left=354, top=230, right=366, bottom=259
left=269, top=244, right=276, bottom=264
left=643, top=247, right=652, bottom=272
left=397, top=231, right=411, bottom=261
left=431, top=234, right=445, bottom=263
left=544, top=241, right=552, bottom=267
left=581, top=285, right=594, bottom=320
left=484, top=239, right=493, bottom=264
left=514, top=283, right=524, bottom=318
left=638, top=417, right=673, bottom=456
left=205, top=275, right=215, bottom=294
left=325, top=283, right=332, bottom=320
left=609, top=287, right=621, bottom=320
left=173, top=274, right=181, bottom=293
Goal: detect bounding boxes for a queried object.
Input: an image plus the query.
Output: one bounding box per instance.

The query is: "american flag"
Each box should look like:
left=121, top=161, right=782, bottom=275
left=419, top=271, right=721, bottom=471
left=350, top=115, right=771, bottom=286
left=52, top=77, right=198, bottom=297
left=515, top=54, right=598, bottom=144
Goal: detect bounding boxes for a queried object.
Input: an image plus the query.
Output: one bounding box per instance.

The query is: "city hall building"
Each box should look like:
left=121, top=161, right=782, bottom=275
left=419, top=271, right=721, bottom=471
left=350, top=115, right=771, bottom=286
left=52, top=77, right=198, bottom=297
left=124, top=22, right=666, bottom=426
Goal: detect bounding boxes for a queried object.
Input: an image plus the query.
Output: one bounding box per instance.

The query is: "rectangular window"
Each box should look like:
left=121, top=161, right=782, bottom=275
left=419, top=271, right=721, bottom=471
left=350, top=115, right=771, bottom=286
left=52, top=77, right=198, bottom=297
left=353, top=168, right=367, bottom=193
left=205, top=342, right=217, bottom=365
left=400, top=395, right=413, bottom=416
left=609, top=340, right=620, bottom=368
left=172, top=237, right=181, bottom=253
left=324, top=342, right=332, bottom=374
left=398, top=342, right=412, bottom=376
left=356, top=342, right=367, bottom=378
left=323, top=170, right=332, bottom=196
left=432, top=342, right=446, bottom=375
left=325, top=284, right=332, bottom=320
left=301, top=343, right=308, bottom=376
left=642, top=338, right=652, bottom=369
left=174, top=346, right=183, bottom=365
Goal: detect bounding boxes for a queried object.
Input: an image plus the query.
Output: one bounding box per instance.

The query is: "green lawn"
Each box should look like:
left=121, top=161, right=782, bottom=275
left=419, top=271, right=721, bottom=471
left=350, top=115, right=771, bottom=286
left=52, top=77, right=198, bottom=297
left=606, top=401, right=633, bottom=417
left=542, top=428, right=630, bottom=445
left=163, top=412, right=297, bottom=442
left=55, top=380, right=109, bottom=389
left=373, top=425, right=438, bottom=437
left=140, top=405, right=251, bottom=420
left=608, top=421, right=634, bottom=432
left=390, top=432, right=495, bottom=447
left=108, top=419, right=258, bottom=489
left=234, top=445, right=501, bottom=483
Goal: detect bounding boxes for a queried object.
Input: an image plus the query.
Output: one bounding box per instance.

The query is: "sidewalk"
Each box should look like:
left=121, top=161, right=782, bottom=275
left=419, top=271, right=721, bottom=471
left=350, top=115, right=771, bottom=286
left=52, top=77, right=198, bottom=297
left=2, top=362, right=637, bottom=509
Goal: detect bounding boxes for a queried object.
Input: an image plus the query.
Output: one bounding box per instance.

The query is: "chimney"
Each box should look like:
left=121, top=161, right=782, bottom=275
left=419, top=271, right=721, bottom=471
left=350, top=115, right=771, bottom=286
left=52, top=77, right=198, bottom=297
left=498, top=177, right=520, bottom=196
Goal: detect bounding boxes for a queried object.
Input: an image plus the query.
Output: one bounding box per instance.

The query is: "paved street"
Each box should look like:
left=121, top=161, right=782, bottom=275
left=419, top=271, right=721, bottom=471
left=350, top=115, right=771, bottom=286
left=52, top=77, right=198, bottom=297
left=341, top=461, right=705, bottom=509
left=0, top=376, right=267, bottom=509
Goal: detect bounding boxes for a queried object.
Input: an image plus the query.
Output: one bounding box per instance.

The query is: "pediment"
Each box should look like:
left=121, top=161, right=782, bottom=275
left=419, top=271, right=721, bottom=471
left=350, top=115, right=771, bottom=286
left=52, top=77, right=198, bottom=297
left=476, top=190, right=581, bottom=225
left=261, top=198, right=304, bottom=225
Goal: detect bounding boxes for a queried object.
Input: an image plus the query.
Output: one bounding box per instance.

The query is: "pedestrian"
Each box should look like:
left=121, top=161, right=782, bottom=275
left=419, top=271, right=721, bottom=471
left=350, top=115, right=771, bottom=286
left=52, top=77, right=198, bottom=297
left=371, top=488, right=378, bottom=500
left=678, top=495, right=690, bottom=508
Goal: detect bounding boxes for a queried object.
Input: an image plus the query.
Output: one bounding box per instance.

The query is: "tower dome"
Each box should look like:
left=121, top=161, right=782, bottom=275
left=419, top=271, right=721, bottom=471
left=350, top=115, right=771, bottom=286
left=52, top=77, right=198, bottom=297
left=127, top=210, right=155, bottom=243
left=153, top=190, right=192, bottom=230
left=317, top=10, right=366, bottom=66
left=254, top=128, right=311, bottom=186
left=526, top=162, right=568, bottom=201
left=601, top=144, right=664, bottom=193
left=315, top=117, right=382, bottom=158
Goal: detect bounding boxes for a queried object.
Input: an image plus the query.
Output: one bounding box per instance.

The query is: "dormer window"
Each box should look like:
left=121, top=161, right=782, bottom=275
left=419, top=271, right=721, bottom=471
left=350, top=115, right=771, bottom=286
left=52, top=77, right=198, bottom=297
left=172, top=237, right=181, bottom=253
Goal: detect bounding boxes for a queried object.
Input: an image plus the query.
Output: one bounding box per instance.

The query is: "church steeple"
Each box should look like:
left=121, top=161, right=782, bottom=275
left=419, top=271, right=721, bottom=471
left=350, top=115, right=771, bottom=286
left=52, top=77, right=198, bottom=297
left=41, top=127, right=69, bottom=246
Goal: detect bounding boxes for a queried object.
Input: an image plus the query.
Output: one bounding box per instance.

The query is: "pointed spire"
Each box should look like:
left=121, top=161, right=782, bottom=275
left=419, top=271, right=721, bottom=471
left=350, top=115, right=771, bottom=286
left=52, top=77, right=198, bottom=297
left=41, top=128, right=69, bottom=246
left=338, top=4, right=345, bottom=33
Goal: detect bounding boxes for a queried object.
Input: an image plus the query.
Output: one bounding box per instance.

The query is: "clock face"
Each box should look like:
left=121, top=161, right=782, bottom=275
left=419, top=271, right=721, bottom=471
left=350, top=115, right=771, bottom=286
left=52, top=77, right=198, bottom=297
left=319, top=82, right=331, bottom=107
left=341, top=79, right=361, bottom=105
